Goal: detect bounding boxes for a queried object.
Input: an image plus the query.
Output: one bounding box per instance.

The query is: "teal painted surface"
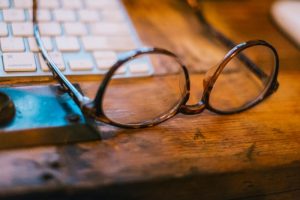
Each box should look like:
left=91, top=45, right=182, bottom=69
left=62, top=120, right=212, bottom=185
left=0, top=85, right=86, bottom=132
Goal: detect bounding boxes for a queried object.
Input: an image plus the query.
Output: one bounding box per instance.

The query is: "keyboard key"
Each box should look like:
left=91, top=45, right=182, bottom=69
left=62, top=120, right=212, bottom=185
left=0, top=0, right=9, bottom=8
left=91, top=22, right=131, bottom=36
left=78, top=9, right=99, bottom=22
left=85, top=0, right=118, bottom=9
left=69, top=59, right=94, bottom=71
left=128, top=62, right=150, bottom=74
left=115, top=66, right=127, bottom=75
left=28, top=37, right=53, bottom=52
left=81, top=36, right=109, bottom=51
left=12, top=22, right=33, bottom=37
left=53, top=9, right=76, bottom=22
left=101, top=10, right=126, bottom=22
left=3, top=53, right=36, bottom=72
left=62, top=0, right=82, bottom=9
left=39, top=0, right=60, bottom=9
left=39, top=52, right=65, bottom=71
left=93, top=51, right=117, bottom=70
left=64, top=22, right=87, bottom=36
left=55, top=36, right=80, bottom=52
left=14, top=0, right=32, bottom=8
left=39, top=22, right=62, bottom=36
left=107, top=36, right=137, bottom=51
left=0, top=37, right=25, bottom=52
left=0, top=22, right=8, bottom=36
left=3, top=9, right=25, bottom=22
left=28, top=9, right=52, bottom=22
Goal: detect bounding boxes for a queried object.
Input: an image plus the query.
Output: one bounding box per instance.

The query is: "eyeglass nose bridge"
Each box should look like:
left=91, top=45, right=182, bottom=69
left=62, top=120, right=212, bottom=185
left=179, top=102, right=206, bottom=115
left=179, top=64, right=220, bottom=115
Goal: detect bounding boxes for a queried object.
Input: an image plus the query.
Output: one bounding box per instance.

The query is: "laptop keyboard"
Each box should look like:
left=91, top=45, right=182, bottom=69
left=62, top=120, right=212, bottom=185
left=0, top=0, right=153, bottom=78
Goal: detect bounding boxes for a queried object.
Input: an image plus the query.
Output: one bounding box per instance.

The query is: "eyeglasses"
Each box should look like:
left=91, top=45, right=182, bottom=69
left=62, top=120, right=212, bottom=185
left=32, top=0, right=279, bottom=129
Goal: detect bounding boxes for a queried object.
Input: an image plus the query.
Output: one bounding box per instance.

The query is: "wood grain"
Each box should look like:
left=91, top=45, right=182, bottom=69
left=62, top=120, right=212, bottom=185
left=0, top=0, right=300, bottom=199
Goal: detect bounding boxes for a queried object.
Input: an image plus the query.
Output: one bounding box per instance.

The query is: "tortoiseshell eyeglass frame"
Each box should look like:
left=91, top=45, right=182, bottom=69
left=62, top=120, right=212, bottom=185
left=32, top=0, right=279, bottom=129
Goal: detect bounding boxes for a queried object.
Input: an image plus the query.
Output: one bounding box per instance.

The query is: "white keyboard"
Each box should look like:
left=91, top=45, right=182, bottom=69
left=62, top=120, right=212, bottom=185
left=0, top=0, right=153, bottom=78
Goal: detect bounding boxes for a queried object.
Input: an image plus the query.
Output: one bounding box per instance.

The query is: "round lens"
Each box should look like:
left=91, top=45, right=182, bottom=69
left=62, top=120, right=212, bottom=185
left=102, top=53, right=187, bottom=126
left=208, top=45, right=276, bottom=113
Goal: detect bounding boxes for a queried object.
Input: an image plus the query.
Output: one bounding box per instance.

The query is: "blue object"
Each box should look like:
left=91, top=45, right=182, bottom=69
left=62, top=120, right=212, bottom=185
left=0, top=85, right=100, bottom=150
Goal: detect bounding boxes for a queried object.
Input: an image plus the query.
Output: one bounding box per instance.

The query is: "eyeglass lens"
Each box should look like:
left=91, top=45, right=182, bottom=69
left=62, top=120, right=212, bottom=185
left=208, top=45, right=276, bottom=112
left=101, top=53, right=187, bottom=125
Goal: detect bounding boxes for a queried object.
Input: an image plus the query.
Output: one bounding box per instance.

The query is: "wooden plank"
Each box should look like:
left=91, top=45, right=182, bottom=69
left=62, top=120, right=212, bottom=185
left=0, top=0, right=300, bottom=199
left=0, top=69, right=299, bottom=199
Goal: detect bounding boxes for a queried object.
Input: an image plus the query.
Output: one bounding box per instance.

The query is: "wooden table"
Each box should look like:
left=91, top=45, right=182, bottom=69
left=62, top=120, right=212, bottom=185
left=1, top=0, right=300, bottom=199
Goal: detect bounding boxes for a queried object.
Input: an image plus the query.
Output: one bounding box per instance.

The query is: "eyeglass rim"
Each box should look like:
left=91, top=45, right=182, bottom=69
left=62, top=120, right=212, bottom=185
left=184, top=0, right=280, bottom=115
left=202, top=40, right=280, bottom=114
left=91, top=48, right=191, bottom=129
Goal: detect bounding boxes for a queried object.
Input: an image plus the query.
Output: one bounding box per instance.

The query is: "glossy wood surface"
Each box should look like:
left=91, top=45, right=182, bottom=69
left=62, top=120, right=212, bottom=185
left=1, top=0, right=300, bottom=199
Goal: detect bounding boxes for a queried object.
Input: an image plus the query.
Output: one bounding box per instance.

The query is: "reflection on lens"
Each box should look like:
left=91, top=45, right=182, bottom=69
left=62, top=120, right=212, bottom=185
left=208, top=45, right=276, bottom=112
left=102, top=54, right=187, bottom=125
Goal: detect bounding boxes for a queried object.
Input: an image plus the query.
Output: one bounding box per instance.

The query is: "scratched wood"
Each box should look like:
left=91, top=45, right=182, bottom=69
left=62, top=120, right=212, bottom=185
left=0, top=0, right=300, bottom=199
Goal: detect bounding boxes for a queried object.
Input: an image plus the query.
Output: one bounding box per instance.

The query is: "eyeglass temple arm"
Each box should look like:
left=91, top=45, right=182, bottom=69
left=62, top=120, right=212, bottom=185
left=33, top=0, right=90, bottom=107
left=186, top=0, right=269, bottom=81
